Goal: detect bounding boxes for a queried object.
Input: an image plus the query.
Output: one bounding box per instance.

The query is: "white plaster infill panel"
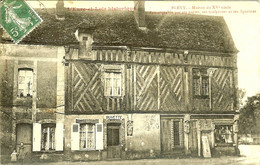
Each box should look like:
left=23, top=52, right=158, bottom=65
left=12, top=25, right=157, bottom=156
left=129, top=114, right=160, bottom=151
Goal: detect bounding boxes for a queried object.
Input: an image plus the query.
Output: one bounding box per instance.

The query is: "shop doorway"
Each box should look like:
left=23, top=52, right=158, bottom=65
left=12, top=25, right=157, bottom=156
left=107, top=123, right=121, bottom=159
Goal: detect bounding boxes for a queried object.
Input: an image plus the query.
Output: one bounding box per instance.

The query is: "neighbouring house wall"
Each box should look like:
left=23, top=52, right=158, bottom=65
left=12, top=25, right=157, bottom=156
left=0, top=44, right=59, bottom=109
left=0, top=43, right=64, bottom=162
left=37, top=61, right=57, bottom=108
left=0, top=46, right=15, bottom=160
left=0, top=56, right=14, bottom=107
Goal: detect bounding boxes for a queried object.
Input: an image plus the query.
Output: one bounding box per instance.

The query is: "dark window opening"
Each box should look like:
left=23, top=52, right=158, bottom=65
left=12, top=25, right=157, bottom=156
left=215, top=125, right=233, bottom=144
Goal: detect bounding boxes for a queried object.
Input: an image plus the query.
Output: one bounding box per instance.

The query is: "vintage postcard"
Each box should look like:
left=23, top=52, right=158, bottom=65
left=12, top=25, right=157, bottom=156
left=0, top=1, right=259, bottom=164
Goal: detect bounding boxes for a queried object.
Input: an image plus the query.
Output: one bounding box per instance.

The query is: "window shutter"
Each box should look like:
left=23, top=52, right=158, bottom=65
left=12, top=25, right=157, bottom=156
left=71, top=123, right=80, bottom=151
left=55, top=122, right=64, bottom=151
left=95, top=123, right=104, bottom=150
left=33, top=123, right=41, bottom=151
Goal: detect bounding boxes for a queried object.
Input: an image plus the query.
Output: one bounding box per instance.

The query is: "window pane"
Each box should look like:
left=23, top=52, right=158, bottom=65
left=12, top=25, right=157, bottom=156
left=18, top=69, right=33, bottom=97
left=49, top=128, right=55, bottom=150
left=193, top=77, right=200, bottom=96
left=41, top=130, right=47, bottom=150
left=80, top=124, right=86, bottom=149
left=18, top=76, right=25, bottom=84
left=41, top=125, right=55, bottom=151
left=202, top=77, right=209, bottom=96
left=116, top=77, right=121, bottom=96
left=86, top=124, right=95, bottom=149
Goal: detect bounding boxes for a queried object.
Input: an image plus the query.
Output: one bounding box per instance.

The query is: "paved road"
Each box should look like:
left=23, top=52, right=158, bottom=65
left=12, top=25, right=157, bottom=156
left=4, top=145, right=260, bottom=165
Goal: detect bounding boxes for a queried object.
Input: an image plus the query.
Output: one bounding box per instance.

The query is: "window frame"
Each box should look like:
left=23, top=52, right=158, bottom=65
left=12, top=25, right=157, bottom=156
left=79, top=123, right=96, bottom=150
left=214, top=124, right=234, bottom=146
left=104, top=71, right=122, bottom=97
left=41, top=124, right=56, bottom=151
left=18, top=68, right=33, bottom=98
left=192, top=68, right=209, bottom=99
left=103, top=65, right=124, bottom=98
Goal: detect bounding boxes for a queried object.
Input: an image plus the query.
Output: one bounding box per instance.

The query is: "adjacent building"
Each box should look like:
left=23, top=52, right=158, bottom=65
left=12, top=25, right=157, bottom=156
left=0, top=1, right=239, bottom=163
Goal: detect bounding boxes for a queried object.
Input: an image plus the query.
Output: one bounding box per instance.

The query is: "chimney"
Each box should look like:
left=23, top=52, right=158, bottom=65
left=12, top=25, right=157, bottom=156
left=134, top=1, right=145, bottom=28
left=56, top=0, right=65, bottom=20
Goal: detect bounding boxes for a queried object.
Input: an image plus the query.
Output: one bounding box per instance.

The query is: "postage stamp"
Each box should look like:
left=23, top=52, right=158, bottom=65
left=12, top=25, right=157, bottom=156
left=0, top=0, right=42, bottom=43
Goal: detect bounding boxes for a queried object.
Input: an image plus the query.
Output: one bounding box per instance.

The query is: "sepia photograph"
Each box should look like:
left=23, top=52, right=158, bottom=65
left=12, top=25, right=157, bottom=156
left=0, top=0, right=259, bottom=164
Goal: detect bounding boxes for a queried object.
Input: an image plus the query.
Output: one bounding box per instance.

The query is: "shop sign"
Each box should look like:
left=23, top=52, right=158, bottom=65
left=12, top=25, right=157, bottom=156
left=76, top=119, right=99, bottom=123
left=105, top=115, right=123, bottom=120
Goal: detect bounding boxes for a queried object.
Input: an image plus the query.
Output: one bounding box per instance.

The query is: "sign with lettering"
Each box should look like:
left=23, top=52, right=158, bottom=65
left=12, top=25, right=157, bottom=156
left=105, top=115, right=123, bottom=120
left=0, top=0, right=42, bottom=43
left=76, top=119, right=99, bottom=124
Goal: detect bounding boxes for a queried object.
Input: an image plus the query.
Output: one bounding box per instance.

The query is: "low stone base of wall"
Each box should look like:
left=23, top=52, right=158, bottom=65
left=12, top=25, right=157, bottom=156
left=31, top=152, right=64, bottom=162
left=212, top=146, right=239, bottom=156
left=125, top=150, right=161, bottom=159
left=70, top=150, right=101, bottom=161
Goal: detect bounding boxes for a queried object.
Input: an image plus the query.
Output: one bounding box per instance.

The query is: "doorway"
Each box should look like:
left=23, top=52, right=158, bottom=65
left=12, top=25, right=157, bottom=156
left=161, top=118, right=184, bottom=154
left=16, top=123, right=32, bottom=159
left=107, top=123, right=121, bottom=159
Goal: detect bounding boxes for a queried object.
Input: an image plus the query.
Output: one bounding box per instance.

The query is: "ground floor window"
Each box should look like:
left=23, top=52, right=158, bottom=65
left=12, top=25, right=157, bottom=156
left=41, top=124, right=55, bottom=151
left=215, top=125, right=233, bottom=144
left=71, top=122, right=103, bottom=151
left=80, top=123, right=95, bottom=150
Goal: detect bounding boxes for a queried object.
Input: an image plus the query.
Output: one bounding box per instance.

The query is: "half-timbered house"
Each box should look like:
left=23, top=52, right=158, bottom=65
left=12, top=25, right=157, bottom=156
left=0, top=1, right=239, bottom=162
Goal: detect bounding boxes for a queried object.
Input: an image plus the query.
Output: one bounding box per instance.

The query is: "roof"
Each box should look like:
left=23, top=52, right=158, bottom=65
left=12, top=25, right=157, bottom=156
left=2, top=9, right=238, bottom=53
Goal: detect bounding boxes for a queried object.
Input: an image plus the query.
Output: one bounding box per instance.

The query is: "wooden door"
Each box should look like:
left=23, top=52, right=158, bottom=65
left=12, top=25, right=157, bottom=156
left=161, top=119, right=184, bottom=153
left=161, top=119, right=172, bottom=152
left=16, top=124, right=32, bottom=159
left=107, top=123, right=121, bottom=159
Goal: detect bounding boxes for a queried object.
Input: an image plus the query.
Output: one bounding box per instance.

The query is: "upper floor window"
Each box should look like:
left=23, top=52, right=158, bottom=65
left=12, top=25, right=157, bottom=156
left=193, top=68, right=209, bottom=98
left=18, top=68, right=33, bottom=97
left=104, top=70, right=121, bottom=97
